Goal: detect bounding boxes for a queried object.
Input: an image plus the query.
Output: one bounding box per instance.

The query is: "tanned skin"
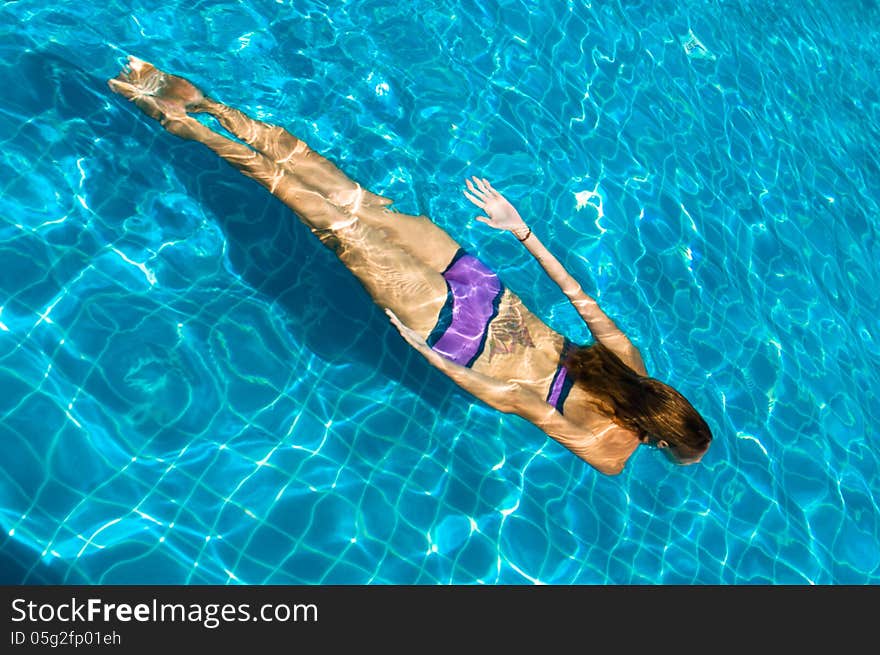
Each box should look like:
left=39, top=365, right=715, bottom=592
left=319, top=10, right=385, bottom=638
left=108, top=56, right=669, bottom=475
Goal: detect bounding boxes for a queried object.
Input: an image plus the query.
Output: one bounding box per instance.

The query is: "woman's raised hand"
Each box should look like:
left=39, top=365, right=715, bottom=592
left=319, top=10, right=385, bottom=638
left=463, top=177, right=529, bottom=236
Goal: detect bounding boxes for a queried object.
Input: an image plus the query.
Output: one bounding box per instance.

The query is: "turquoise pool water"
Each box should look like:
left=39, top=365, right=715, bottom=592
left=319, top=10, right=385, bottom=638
left=1, top=0, right=878, bottom=584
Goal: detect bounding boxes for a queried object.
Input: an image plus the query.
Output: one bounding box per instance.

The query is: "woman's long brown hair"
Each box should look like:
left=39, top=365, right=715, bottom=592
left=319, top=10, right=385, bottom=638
left=564, top=342, right=712, bottom=458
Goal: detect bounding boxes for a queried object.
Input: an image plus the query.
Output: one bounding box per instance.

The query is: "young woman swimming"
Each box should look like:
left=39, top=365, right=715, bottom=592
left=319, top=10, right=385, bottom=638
left=108, top=56, right=712, bottom=476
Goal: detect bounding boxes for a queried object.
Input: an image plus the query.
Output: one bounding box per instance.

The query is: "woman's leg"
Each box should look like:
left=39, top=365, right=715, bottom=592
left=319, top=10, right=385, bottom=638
left=108, top=60, right=449, bottom=335
left=197, top=100, right=394, bottom=209
left=201, top=100, right=464, bottom=271
left=108, top=57, right=462, bottom=271
left=200, top=98, right=464, bottom=271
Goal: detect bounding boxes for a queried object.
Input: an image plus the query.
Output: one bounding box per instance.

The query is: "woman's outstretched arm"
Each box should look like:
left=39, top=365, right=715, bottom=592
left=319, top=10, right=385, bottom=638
left=385, top=310, right=628, bottom=475
left=464, top=177, right=647, bottom=376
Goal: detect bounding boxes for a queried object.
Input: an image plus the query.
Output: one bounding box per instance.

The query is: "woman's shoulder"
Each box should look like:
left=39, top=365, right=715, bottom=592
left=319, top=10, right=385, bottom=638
left=562, top=423, right=639, bottom=476
left=557, top=396, right=641, bottom=474
left=595, top=425, right=641, bottom=475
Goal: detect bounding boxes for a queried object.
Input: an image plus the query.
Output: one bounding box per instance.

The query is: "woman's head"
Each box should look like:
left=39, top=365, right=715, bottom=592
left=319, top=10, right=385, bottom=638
left=564, top=342, right=712, bottom=464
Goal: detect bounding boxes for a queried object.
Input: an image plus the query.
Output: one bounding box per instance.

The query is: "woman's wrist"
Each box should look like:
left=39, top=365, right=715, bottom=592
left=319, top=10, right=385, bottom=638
left=513, top=225, right=532, bottom=242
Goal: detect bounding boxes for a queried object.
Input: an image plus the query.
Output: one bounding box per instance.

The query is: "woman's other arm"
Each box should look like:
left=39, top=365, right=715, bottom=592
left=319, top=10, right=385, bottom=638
left=463, top=177, right=647, bottom=376
left=385, top=310, right=628, bottom=475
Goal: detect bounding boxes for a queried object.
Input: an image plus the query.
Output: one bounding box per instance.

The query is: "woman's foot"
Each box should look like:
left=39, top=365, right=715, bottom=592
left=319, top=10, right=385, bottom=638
left=107, top=56, right=205, bottom=133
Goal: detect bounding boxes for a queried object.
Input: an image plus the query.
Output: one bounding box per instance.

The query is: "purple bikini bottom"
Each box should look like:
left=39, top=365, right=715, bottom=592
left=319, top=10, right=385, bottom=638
left=427, top=249, right=503, bottom=368
left=426, top=248, right=574, bottom=412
